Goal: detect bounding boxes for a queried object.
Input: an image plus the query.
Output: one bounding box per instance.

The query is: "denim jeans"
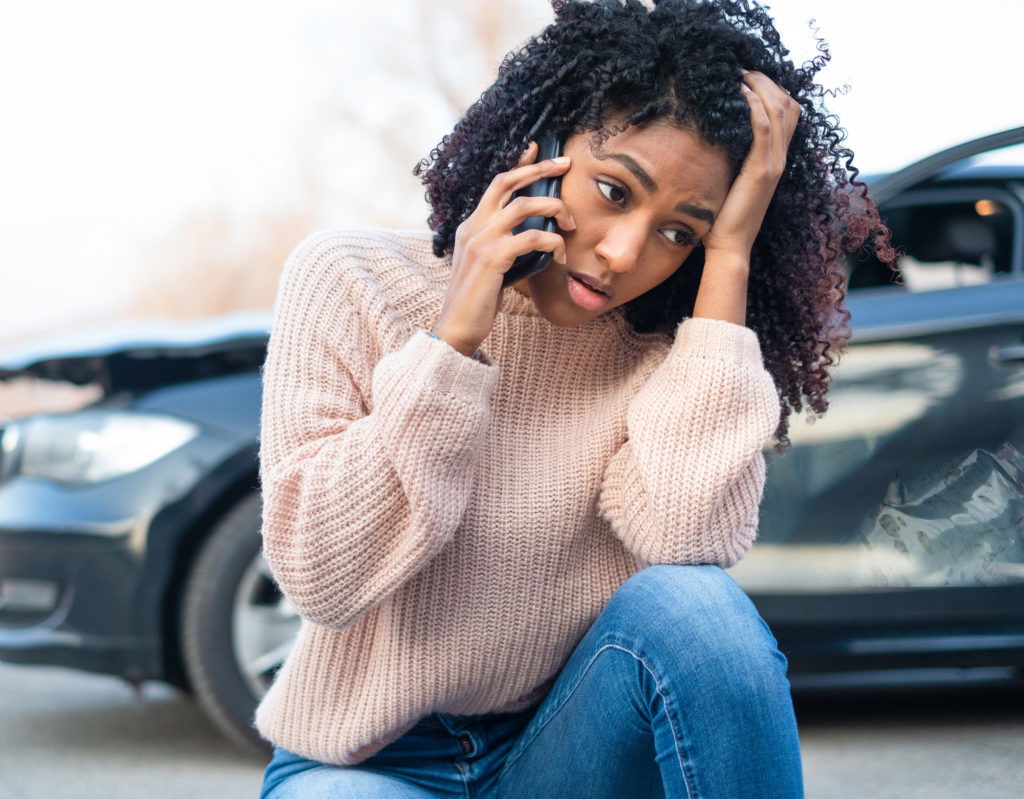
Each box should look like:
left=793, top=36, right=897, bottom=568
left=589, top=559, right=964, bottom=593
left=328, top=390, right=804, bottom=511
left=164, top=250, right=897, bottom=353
left=258, top=564, right=805, bottom=798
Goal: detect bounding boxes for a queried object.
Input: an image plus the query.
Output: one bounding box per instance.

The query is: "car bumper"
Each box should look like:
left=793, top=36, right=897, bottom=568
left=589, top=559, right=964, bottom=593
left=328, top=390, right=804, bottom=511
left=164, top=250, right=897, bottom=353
left=0, top=427, right=250, bottom=681
left=0, top=529, right=159, bottom=679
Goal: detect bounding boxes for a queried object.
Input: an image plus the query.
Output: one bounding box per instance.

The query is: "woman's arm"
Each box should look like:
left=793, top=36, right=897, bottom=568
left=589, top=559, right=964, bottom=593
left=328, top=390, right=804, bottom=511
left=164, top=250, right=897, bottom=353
left=693, top=69, right=801, bottom=327
left=259, top=231, right=499, bottom=630
left=594, top=72, right=798, bottom=567
left=597, top=315, right=778, bottom=568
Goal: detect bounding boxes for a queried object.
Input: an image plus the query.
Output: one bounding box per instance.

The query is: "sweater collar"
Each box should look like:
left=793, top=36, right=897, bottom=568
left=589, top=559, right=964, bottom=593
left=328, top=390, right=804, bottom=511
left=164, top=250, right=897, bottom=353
left=500, top=284, right=542, bottom=316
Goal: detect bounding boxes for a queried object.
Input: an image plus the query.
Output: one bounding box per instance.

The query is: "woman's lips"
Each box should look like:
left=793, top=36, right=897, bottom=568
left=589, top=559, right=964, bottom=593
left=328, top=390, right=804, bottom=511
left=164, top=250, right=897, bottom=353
left=566, top=273, right=612, bottom=311
left=568, top=270, right=614, bottom=298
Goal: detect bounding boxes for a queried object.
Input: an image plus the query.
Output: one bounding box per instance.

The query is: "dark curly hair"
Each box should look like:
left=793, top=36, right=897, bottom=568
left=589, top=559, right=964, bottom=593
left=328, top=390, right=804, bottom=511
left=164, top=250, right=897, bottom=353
left=413, top=0, right=895, bottom=454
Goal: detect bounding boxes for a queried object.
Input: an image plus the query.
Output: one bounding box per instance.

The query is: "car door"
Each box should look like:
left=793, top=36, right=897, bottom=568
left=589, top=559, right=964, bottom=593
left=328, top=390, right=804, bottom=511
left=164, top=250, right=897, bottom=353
left=728, top=128, right=1024, bottom=674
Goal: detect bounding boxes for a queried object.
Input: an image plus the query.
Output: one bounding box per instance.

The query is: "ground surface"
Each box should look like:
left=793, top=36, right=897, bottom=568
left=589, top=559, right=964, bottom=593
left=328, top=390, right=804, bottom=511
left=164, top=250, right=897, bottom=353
left=1, top=662, right=1021, bottom=798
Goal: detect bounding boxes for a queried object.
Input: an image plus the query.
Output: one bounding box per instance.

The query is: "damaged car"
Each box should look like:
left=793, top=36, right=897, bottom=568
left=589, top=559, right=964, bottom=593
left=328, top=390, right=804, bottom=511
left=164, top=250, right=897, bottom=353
left=0, top=312, right=288, bottom=755
left=729, top=125, right=1024, bottom=680
left=1, top=126, right=1023, bottom=756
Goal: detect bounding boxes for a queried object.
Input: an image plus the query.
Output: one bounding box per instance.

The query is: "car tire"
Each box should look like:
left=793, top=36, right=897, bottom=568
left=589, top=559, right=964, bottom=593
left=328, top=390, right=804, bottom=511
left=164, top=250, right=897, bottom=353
left=180, top=491, right=299, bottom=758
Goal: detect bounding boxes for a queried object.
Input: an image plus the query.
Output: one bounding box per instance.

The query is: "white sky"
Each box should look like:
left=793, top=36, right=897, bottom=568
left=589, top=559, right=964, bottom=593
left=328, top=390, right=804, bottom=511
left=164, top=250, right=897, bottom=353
left=2, top=0, right=1022, bottom=345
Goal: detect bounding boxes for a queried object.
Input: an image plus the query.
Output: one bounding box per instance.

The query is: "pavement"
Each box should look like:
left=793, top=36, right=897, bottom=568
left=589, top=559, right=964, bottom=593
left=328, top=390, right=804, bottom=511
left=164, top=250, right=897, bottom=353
left=1, top=661, right=1022, bottom=798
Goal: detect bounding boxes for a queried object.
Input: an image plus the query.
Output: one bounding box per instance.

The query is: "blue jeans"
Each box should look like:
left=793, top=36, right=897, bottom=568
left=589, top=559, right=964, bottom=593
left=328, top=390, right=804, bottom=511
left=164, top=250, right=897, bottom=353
left=258, top=564, right=805, bottom=798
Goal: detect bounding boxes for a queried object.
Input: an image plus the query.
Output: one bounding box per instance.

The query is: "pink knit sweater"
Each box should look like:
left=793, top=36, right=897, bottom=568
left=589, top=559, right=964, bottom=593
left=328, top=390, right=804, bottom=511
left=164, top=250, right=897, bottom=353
left=253, top=227, right=781, bottom=765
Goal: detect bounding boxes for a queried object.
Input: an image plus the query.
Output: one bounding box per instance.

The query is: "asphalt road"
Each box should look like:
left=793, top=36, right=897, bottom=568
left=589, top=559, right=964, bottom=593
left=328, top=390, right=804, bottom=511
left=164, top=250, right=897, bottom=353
left=1, top=661, right=1022, bottom=798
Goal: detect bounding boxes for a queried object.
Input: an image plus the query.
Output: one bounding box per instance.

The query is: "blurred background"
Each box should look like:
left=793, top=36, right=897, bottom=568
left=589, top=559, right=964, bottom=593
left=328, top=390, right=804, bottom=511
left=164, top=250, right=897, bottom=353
left=2, top=0, right=1023, bottom=421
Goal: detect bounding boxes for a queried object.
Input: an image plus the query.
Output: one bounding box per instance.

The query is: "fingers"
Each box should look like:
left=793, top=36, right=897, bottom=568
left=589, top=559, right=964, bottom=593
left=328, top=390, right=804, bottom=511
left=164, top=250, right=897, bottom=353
left=456, top=224, right=568, bottom=269
left=740, top=79, right=774, bottom=174
left=740, top=69, right=801, bottom=179
left=498, top=194, right=576, bottom=233
left=505, top=227, right=569, bottom=265
left=741, top=69, right=800, bottom=129
left=454, top=140, right=575, bottom=273
left=517, top=140, right=538, bottom=165
left=480, top=144, right=572, bottom=214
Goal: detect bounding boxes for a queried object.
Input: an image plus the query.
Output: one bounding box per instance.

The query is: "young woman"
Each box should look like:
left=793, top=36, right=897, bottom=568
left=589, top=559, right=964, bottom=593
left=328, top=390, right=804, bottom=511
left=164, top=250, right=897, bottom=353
left=255, top=1, right=892, bottom=796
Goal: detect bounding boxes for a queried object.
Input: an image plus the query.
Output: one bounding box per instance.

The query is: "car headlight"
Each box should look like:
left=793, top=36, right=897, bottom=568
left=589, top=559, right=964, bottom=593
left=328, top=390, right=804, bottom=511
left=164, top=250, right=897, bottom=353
left=2, top=410, right=200, bottom=485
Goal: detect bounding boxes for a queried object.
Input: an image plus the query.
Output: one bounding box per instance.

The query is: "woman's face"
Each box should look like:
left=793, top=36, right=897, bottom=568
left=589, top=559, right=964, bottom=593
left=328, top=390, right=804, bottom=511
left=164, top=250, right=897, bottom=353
left=511, top=119, right=733, bottom=327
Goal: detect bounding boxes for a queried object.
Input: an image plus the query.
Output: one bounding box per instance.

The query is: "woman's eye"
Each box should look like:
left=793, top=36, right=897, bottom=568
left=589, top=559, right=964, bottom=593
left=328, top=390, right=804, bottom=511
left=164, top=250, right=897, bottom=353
left=663, top=228, right=697, bottom=246
left=596, top=180, right=627, bottom=205
left=596, top=179, right=695, bottom=247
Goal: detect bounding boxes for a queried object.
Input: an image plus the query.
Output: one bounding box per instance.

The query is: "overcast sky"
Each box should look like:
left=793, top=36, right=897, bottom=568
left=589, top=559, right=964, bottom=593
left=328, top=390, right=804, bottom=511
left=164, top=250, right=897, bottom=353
left=2, top=0, right=1022, bottom=345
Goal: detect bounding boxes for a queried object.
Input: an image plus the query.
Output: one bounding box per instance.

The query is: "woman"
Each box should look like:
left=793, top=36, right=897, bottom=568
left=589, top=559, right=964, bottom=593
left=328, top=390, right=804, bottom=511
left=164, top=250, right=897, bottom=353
left=256, top=0, right=892, bottom=796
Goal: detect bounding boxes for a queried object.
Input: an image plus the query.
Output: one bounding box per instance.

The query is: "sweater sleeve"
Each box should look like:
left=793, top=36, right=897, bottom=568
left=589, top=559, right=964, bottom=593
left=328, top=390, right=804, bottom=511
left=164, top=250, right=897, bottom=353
left=596, top=316, right=779, bottom=569
left=258, top=232, right=499, bottom=630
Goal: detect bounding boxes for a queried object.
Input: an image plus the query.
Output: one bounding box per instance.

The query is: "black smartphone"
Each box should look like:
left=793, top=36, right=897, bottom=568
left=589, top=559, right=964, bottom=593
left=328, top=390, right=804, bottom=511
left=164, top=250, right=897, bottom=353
left=501, top=133, right=566, bottom=289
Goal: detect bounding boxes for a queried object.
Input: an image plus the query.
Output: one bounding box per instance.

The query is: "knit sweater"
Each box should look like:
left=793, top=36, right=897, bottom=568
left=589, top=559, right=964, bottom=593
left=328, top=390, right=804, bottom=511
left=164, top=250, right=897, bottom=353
left=253, top=227, right=781, bottom=766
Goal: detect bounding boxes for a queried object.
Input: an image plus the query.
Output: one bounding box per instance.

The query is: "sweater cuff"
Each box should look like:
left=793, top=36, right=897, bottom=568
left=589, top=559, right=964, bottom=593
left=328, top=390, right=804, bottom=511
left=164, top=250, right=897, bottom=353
left=674, top=316, right=765, bottom=367
left=407, top=328, right=498, bottom=402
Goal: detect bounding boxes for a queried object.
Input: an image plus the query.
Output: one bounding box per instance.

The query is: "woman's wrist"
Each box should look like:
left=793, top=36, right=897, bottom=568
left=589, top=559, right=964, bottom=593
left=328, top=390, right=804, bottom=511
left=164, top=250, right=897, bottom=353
left=426, top=329, right=485, bottom=361
left=691, top=251, right=750, bottom=326
left=701, top=248, right=751, bottom=273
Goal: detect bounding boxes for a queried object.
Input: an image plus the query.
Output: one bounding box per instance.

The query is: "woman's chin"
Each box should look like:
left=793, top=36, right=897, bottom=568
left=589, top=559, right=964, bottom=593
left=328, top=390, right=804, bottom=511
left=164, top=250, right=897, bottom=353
left=540, top=295, right=604, bottom=328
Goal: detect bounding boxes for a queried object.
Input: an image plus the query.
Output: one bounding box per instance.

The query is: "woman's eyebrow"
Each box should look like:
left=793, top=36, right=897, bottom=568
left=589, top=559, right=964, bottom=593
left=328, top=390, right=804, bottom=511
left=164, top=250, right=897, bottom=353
left=603, top=152, right=716, bottom=225
left=604, top=153, right=659, bottom=193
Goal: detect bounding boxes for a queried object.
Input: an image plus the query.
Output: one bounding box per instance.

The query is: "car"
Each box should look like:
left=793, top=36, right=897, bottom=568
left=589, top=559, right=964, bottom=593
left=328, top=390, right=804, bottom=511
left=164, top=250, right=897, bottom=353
left=1, top=127, right=1023, bottom=756
left=727, top=125, right=1024, bottom=681
left=0, top=312, right=287, bottom=756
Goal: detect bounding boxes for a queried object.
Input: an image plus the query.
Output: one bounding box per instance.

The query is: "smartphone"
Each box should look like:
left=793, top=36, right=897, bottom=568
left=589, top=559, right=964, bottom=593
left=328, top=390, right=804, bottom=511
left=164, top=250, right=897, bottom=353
left=501, top=133, right=566, bottom=289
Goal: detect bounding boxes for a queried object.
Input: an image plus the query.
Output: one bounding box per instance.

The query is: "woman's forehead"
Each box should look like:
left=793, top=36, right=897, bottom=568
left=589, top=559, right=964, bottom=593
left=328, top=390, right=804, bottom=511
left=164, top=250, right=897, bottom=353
left=581, top=121, right=733, bottom=205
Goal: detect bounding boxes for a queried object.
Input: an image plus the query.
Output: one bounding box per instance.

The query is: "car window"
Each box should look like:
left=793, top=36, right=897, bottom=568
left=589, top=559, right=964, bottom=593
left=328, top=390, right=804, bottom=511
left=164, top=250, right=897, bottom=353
left=847, top=141, right=1024, bottom=293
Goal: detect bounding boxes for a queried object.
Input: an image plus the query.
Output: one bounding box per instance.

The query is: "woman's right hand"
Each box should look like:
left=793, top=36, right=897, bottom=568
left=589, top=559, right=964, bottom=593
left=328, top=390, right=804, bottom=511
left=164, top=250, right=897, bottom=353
left=431, top=140, right=576, bottom=357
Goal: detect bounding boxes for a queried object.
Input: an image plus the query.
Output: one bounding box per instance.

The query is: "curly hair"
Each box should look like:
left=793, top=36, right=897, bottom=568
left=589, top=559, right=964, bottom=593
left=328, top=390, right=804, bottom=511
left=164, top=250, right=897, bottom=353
left=413, top=0, right=896, bottom=454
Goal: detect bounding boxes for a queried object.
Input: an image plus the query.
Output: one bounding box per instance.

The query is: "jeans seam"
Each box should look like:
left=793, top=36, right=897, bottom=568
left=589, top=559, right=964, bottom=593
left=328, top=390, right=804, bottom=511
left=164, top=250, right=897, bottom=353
left=495, top=640, right=696, bottom=799
left=622, top=642, right=698, bottom=799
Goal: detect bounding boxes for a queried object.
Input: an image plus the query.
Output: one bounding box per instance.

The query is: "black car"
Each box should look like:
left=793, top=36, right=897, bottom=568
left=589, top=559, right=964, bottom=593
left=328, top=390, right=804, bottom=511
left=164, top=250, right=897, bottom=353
left=2, top=127, right=1023, bottom=756
left=0, top=313, right=284, bottom=755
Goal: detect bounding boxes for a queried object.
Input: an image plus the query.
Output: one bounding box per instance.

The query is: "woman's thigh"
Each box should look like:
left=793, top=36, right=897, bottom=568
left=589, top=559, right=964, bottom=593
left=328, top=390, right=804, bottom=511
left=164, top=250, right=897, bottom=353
left=494, top=564, right=804, bottom=799
left=259, top=721, right=461, bottom=799
left=259, top=710, right=535, bottom=798
left=260, top=746, right=439, bottom=799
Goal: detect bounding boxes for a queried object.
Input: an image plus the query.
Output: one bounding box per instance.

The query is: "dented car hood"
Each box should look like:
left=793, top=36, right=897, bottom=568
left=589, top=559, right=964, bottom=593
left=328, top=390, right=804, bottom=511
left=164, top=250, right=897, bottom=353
left=0, top=310, right=272, bottom=394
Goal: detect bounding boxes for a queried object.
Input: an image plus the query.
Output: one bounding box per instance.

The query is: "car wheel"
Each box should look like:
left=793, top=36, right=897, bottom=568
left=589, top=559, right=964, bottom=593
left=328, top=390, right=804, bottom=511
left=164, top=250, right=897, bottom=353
left=180, top=491, right=300, bottom=757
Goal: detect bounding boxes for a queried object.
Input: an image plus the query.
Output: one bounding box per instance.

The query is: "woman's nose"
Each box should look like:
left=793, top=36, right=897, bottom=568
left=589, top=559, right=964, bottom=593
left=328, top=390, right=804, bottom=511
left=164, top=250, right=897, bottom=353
left=593, top=221, right=643, bottom=274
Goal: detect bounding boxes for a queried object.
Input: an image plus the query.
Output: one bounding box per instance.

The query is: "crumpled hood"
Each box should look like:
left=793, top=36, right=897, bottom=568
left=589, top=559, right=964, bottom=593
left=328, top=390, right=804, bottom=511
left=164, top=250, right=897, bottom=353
left=0, top=310, right=272, bottom=394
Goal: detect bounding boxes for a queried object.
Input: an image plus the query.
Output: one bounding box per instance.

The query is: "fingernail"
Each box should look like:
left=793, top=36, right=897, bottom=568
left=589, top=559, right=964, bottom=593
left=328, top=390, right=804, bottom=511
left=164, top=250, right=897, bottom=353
left=553, top=155, right=570, bottom=164
left=569, top=213, right=576, bottom=228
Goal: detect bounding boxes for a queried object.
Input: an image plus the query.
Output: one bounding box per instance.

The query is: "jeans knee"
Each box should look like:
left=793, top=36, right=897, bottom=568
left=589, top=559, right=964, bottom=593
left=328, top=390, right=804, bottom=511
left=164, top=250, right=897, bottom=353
left=603, top=564, right=784, bottom=669
left=612, top=564, right=748, bottom=617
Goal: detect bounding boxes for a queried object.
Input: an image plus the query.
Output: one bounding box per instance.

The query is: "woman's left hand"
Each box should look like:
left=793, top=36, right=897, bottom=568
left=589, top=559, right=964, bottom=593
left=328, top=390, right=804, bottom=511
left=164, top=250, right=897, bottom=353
left=701, top=70, right=801, bottom=265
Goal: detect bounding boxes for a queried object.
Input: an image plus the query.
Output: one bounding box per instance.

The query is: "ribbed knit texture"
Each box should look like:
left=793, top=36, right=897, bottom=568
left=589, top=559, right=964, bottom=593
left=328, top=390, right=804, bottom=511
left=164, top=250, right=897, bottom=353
left=254, top=227, right=781, bottom=766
